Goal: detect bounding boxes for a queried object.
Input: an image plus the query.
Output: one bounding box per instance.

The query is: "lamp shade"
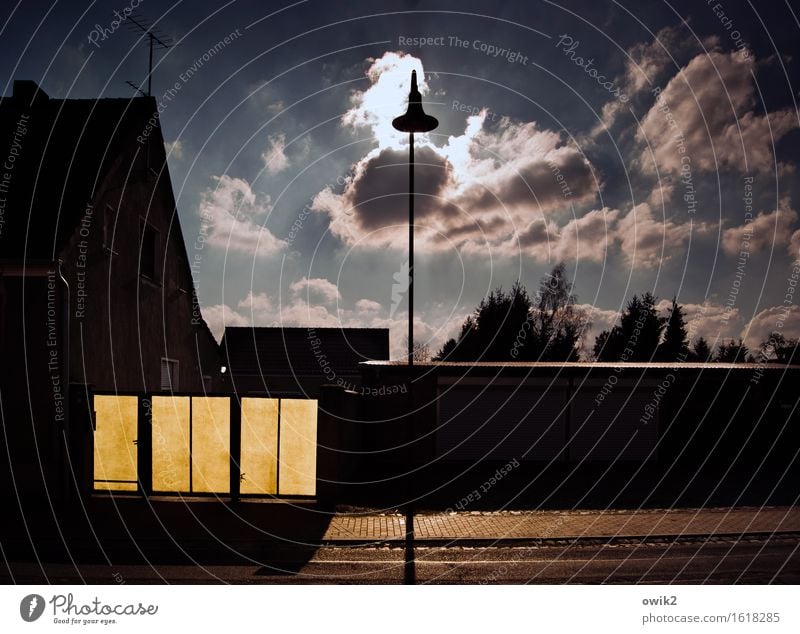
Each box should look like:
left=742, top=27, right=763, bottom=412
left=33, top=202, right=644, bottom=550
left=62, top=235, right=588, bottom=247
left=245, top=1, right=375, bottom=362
left=392, top=70, right=438, bottom=133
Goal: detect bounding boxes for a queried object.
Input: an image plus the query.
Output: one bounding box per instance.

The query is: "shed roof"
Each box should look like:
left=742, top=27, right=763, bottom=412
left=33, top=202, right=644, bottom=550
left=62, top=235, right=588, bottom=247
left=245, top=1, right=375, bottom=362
left=222, top=326, right=390, bottom=376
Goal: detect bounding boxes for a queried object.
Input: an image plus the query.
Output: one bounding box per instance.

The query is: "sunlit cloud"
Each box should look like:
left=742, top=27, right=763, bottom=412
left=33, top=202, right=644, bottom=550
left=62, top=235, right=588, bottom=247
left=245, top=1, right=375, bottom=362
left=198, top=175, right=286, bottom=257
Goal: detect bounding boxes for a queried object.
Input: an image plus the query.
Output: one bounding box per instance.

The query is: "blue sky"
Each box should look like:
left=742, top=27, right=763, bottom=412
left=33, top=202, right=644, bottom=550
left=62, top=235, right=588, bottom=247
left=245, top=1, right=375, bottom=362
left=3, top=0, right=800, bottom=357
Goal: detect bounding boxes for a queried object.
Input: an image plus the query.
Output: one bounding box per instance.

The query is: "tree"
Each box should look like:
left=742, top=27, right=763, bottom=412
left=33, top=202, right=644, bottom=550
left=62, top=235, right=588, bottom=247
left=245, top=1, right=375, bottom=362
left=690, top=337, right=712, bottom=362
left=756, top=333, right=800, bottom=364
left=528, top=263, right=590, bottom=361
left=715, top=338, right=749, bottom=363
left=593, top=292, right=664, bottom=361
left=658, top=298, right=689, bottom=361
left=434, top=264, right=588, bottom=362
left=402, top=337, right=431, bottom=362
left=434, top=283, right=532, bottom=362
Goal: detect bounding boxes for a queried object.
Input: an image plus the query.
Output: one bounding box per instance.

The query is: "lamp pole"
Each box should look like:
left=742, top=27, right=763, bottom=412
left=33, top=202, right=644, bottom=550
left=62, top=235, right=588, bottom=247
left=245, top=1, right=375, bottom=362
left=408, top=131, right=414, bottom=366
left=393, top=70, right=438, bottom=366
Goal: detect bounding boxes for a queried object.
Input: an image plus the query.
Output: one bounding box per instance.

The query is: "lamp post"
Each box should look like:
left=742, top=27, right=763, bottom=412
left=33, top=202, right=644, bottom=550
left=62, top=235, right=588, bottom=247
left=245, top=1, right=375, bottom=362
left=392, top=70, right=438, bottom=366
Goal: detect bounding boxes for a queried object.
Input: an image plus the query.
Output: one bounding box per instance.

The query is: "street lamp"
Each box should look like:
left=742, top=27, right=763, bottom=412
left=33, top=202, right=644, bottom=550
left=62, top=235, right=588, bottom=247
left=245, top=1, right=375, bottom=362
left=392, top=70, right=438, bottom=366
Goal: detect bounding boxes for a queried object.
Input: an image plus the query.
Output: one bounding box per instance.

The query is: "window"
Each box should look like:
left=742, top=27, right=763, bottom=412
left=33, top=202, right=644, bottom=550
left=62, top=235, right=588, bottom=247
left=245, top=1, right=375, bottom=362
left=103, top=205, right=117, bottom=252
left=140, top=219, right=160, bottom=282
left=93, top=395, right=138, bottom=492
left=92, top=394, right=317, bottom=497
left=160, top=358, right=179, bottom=391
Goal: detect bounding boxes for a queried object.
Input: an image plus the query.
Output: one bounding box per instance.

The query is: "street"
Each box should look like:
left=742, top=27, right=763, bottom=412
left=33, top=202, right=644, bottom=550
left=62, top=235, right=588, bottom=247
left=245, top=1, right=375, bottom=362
left=4, top=535, right=798, bottom=584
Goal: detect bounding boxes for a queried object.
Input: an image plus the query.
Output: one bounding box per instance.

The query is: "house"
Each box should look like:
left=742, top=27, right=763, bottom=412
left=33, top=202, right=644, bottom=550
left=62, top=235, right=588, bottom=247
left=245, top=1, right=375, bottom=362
left=220, top=326, right=390, bottom=397
left=0, top=80, right=221, bottom=512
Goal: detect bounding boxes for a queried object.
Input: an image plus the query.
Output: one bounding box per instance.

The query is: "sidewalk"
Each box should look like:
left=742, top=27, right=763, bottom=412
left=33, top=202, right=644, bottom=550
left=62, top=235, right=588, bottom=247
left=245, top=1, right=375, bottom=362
left=323, top=507, right=800, bottom=543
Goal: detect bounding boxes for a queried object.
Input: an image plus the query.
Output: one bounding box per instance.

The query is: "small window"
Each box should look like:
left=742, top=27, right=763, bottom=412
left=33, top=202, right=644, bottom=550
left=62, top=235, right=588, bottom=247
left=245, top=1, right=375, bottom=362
left=140, top=219, right=160, bottom=282
left=160, top=358, right=179, bottom=391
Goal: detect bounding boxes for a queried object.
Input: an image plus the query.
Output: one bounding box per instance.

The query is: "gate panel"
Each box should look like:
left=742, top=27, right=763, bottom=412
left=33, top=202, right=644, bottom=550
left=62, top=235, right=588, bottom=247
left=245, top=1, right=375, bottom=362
left=191, top=396, right=230, bottom=494
left=152, top=395, right=190, bottom=492
left=93, top=395, right=138, bottom=491
left=240, top=397, right=279, bottom=495
left=278, top=399, right=317, bottom=496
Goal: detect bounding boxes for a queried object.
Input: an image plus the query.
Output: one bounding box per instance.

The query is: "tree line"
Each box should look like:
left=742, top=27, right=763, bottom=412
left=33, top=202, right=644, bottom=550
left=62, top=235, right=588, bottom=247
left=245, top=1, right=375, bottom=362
left=434, top=264, right=799, bottom=364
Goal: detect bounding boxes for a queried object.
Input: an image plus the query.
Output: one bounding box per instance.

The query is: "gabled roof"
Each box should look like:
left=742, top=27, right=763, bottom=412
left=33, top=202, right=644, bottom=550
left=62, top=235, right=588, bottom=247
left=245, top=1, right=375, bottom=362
left=221, top=326, right=390, bottom=376
left=0, top=80, right=158, bottom=259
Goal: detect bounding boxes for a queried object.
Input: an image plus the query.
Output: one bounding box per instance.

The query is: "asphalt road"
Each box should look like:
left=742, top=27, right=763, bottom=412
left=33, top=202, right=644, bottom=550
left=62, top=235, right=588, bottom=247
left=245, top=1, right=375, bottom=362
left=4, top=536, right=798, bottom=584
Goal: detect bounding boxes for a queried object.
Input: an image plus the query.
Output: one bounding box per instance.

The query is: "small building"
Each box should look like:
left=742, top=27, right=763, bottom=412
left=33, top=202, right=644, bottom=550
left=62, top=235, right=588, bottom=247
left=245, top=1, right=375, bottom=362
left=316, top=361, right=800, bottom=506
left=220, top=326, right=389, bottom=397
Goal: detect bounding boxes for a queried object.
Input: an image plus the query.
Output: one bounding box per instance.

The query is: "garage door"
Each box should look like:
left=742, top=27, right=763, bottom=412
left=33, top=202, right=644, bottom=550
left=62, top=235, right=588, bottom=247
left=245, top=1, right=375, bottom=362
left=569, top=382, right=658, bottom=461
left=436, top=382, right=567, bottom=461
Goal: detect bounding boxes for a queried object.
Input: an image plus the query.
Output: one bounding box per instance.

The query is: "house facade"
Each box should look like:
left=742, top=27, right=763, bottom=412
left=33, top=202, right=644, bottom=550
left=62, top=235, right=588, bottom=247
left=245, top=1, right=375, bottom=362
left=0, top=81, right=221, bottom=516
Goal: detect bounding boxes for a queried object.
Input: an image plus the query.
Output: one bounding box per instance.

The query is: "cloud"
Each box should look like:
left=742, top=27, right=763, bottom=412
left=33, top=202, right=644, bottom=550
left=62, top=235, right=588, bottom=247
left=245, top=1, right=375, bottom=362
left=791, top=230, right=800, bottom=263
left=262, top=133, right=290, bottom=174
left=741, top=304, right=800, bottom=351
left=198, top=175, right=286, bottom=257
left=201, top=303, right=250, bottom=340
left=722, top=198, right=798, bottom=257
left=595, top=24, right=712, bottom=134
left=202, top=270, right=470, bottom=358
left=356, top=298, right=382, bottom=313
left=164, top=139, right=184, bottom=159
left=517, top=208, right=620, bottom=263
left=515, top=203, right=705, bottom=268
left=655, top=299, right=742, bottom=344
left=342, top=51, right=428, bottom=149
left=314, top=54, right=598, bottom=254
left=637, top=49, right=798, bottom=174
left=615, top=202, right=709, bottom=268
left=289, top=276, right=342, bottom=305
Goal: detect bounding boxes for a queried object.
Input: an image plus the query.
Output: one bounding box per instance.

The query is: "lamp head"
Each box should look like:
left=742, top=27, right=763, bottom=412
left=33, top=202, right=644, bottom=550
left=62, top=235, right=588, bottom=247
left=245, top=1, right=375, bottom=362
left=392, top=70, right=438, bottom=133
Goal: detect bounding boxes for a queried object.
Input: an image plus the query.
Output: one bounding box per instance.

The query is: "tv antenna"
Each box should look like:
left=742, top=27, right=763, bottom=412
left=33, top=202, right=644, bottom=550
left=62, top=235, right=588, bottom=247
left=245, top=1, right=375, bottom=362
left=125, top=13, right=174, bottom=96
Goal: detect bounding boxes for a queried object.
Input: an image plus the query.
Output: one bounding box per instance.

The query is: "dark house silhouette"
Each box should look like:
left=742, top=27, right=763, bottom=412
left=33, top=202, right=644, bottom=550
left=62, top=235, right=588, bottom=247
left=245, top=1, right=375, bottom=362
left=221, top=326, right=389, bottom=397
left=0, top=80, right=220, bottom=514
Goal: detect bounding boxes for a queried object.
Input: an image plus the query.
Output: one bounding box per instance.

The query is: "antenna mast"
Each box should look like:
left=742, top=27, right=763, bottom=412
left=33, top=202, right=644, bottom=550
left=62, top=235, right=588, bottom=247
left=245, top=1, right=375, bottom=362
left=125, top=13, right=174, bottom=96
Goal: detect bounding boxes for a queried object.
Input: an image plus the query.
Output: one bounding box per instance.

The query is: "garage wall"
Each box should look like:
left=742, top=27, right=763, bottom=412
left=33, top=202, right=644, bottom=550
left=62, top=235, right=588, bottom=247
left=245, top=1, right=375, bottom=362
left=435, top=377, right=659, bottom=462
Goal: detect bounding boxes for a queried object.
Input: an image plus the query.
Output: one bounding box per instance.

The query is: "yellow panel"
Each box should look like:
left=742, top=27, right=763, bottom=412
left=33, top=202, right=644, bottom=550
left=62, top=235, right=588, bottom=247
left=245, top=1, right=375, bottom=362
left=93, top=395, right=138, bottom=491
left=152, top=396, right=190, bottom=492
left=191, top=397, right=230, bottom=494
left=240, top=398, right=278, bottom=495
left=94, top=481, right=138, bottom=492
left=278, top=399, right=317, bottom=496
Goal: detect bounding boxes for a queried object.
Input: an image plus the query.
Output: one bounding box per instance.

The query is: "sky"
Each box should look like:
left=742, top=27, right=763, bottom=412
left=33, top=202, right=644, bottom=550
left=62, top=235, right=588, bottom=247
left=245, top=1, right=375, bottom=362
left=3, top=0, right=800, bottom=358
